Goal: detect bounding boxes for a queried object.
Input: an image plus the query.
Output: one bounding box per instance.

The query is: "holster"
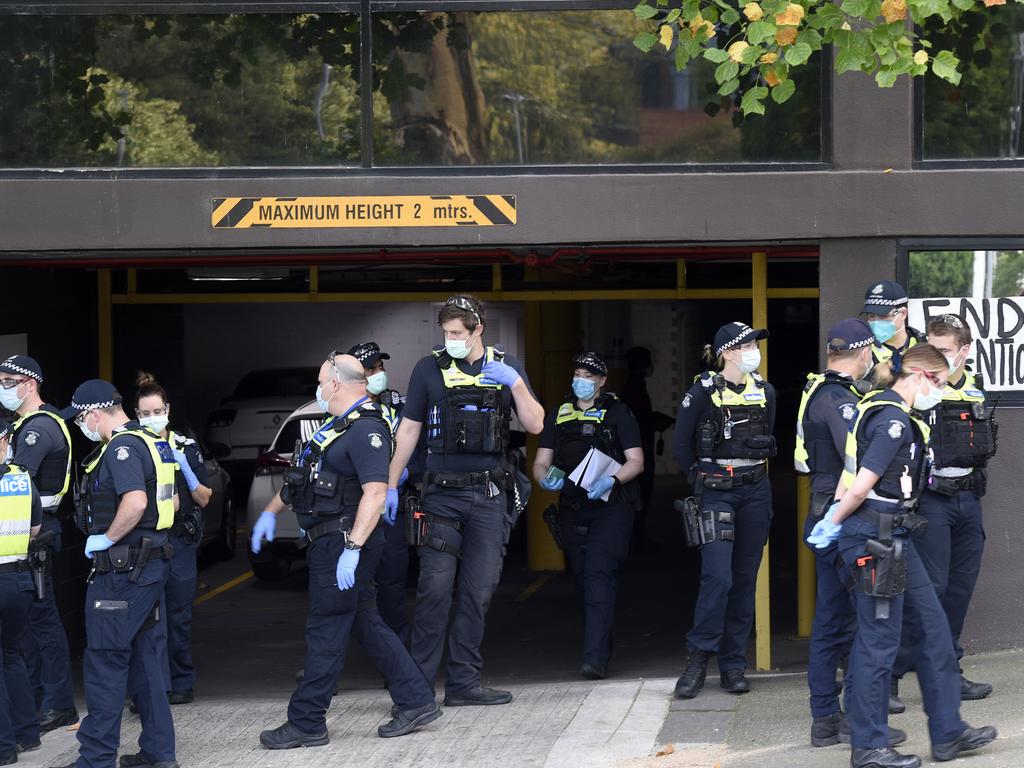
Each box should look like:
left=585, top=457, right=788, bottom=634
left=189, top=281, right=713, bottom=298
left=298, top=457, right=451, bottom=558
left=855, top=513, right=907, bottom=619
left=28, top=530, right=56, bottom=601
left=420, top=513, right=464, bottom=559
left=543, top=504, right=564, bottom=550
left=93, top=539, right=174, bottom=578
left=676, top=497, right=733, bottom=547
left=405, top=492, right=423, bottom=547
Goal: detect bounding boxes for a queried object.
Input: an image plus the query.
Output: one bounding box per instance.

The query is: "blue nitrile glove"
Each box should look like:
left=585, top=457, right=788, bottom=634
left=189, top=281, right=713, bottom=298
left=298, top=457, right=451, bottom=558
left=84, top=534, right=114, bottom=558
left=482, top=360, right=521, bottom=388
left=397, top=467, right=410, bottom=491
left=806, top=517, right=842, bottom=549
left=383, top=488, right=400, bottom=527
left=588, top=475, right=616, bottom=500
left=172, top=448, right=200, bottom=492
left=541, top=476, right=564, bottom=491
left=250, top=510, right=277, bottom=554
left=336, top=548, right=360, bottom=591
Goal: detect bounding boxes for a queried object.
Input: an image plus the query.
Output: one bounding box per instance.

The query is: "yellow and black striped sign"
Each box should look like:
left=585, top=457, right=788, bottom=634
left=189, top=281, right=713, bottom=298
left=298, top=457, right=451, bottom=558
left=211, top=195, right=517, bottom=229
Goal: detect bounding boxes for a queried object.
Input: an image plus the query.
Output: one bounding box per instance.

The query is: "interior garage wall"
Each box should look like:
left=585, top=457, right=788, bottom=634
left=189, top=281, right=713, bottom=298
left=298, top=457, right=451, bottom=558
left=180, top=301, right=524, bottom=430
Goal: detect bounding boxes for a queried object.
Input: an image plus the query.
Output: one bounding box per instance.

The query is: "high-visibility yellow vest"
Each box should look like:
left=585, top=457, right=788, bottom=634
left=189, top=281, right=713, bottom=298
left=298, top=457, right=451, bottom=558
left=0, top=464, right=33, bottom=561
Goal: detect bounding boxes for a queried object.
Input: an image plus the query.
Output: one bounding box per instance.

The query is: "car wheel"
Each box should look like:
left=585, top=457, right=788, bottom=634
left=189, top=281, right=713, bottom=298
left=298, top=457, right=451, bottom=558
left=209, top=494, right=237, bottom=562
left=252, top=558, right=291, bottom=581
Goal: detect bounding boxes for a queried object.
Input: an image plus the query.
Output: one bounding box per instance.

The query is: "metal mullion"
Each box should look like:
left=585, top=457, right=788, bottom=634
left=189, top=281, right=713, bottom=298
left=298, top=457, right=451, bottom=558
left=360, top=0, right=374, bottom=168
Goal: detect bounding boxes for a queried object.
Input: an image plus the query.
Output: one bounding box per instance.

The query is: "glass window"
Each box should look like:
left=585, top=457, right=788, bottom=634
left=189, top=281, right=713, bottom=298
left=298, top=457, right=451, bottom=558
left=918, top=5, right=1024, bottom=160
left=0, top=13, right=361, bottom=168
left=371, top=10, right=822, bottom=166
left=909, top=250, right=1024, bottom=298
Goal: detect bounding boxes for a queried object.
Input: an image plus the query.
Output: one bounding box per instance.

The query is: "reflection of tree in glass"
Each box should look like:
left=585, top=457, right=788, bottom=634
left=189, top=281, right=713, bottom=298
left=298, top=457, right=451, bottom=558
left=909, top=251, right=973, bottom=298
left=921, top=6, right=1024, bottom=159
left=993, top=251, right=1024, bottom=297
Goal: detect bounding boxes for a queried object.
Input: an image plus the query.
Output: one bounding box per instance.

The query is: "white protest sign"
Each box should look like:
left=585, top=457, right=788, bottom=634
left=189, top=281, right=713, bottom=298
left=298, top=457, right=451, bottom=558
left=909, top=297, right=1024, bottom=392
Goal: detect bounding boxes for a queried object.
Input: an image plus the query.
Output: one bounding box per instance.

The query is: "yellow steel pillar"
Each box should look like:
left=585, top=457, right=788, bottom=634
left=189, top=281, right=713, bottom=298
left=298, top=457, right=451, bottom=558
left=524, top=268, right=567, bottom=571
left=797, top=474, right=815, bottom=637
left=752, top=252, right=772, bottom=671
left=98, top=269, right=113, bottom=381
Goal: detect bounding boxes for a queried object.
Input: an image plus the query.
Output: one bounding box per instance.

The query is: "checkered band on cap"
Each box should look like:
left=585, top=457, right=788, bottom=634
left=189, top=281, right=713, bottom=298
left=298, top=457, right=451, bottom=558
left=716, top=325, right=755, bottom=357
left=347, top=342, right=389, bottom=366
left=0, top=356, right=43, bottom=382
left=572, top=352, right=608, bottom=376
left=69, top=396, right=119, bottom=412
left=827, top=336, right=874, bottom=352
left=865, top=297, right=908, bottom=307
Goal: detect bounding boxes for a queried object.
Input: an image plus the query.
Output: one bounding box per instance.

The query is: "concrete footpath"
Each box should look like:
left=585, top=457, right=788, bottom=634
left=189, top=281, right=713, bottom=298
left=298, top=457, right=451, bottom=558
left=23, top=649, right=1024, bottom=768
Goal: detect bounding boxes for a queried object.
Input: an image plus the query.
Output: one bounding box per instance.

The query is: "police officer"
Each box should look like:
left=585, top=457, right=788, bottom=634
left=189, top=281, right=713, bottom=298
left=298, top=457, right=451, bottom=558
left=532, top=352, right=643, bottom=680
left=891, top=315, right=995, bottom=708
left=385, top=295, right=545, bottom=706
left=252, top=353, right=440, bottom=748
left=56, top=380, right=177, bottom=768
left=133, top=372, right=212, bottom=706
left=0, top=355, right=78, bottom=733
left=862, top=281, right=926, bottom=376
left=347, top=341, right=416, bottom=640
left=795, top=320, right=907, bottom=748
left=808, top=344, right=996, bottom=768
left=672, top=322, right=775, bottom=699
left=0, top=419, right=43, bottom=763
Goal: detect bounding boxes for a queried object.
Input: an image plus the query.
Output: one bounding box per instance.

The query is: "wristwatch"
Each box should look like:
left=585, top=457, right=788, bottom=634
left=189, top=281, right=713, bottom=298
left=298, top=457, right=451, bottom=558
left=344, top=539, right=362, bottom=552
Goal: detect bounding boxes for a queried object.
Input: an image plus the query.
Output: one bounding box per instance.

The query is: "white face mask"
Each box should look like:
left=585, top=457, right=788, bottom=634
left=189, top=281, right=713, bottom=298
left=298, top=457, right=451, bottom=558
left=913, top=375, right=945, bottom=411
left=78, top=412, right=102, bottom=442
left=366, top=371, right=388, bottom=396
left=445, top=336, right=475, bottom=360
left=0, top=381, right=26, bottom=412
left=736, top=348, right=761, bottom=374
left=943, top=346, right=968, bottom=375
left=140, top=414, right=170, bottom=434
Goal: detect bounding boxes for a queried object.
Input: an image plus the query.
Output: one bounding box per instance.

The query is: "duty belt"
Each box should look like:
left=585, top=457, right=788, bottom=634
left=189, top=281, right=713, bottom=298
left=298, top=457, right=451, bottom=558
left=700, top=462, right=768, bottom=489
left=0, top=560, right=30, bottom=574
left=92, top=541, right=174, bottom=574
left=852, top=507, right=927, bottom=534
left=300, top=515, right=355, bottom=547
left=927, top=473, right=974, bottom=495
left=424, top=469, right=502, bottom=489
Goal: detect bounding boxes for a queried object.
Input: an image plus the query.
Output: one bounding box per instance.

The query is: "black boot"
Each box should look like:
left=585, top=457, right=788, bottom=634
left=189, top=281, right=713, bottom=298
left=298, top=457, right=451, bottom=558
left=580, top=662, right=607, bottom=680
left=850, top=747, right=921, bottom=768
left=38, top=708, right=78, bottom=734
left=932, top=725, right=997, bottom=762
left=959, top=675, right=992, bottom=700
left=673, top=650, right=709, bottom=699
left=888, top=678, right=905, bottom=715
left=719, top=668, right=750, bottom=694
left=258, top=721, right=329, bottom=749
left=838, top=714, right=907, bottom=746
left=811, top=712, right=841, bottom=748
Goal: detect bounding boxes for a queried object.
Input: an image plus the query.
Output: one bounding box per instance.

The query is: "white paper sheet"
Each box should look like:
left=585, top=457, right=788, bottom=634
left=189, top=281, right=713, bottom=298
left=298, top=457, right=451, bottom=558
left=568, top=447, right=623, bottom=502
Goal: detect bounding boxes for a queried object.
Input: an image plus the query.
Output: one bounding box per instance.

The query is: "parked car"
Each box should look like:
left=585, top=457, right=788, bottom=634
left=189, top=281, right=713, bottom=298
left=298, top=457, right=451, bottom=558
left=246, top=400, right=327, bottom=580
left=205, top=367, right=318, bottom=486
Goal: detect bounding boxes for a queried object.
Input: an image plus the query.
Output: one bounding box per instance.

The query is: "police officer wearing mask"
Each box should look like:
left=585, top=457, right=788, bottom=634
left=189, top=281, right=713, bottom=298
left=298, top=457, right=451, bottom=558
left=252, top=354, right=440, bottom=748
left=795, top=320, right=907, bottom=748
left=807, top=344, right=996, bottom=768
left=133, top=372, right=213, bottom=707
left=673, top=322, right=776, bottom=699
left=56, top=380, right=177, bottom=768
left=533, top=352, right=643, bottom=679
left=0, top=355, right=78, bottom=733
left=347, top=341, right=415, bottom=640
left=890, top=315, right=995, bottom=710
left=385, top=295, right=545, bottom=707
left=862, top=281, right=926, bottom=376
left=0, top=419, right=43, bottom=763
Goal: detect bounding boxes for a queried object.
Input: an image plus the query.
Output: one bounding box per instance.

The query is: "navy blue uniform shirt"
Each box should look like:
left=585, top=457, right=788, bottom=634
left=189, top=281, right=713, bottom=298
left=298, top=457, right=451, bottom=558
left=806, top=374, right=860, bottom=494
left=12, top=404, right=69, bottom=495
left=672, top=376, right=777, bottom=473
left=856, top=392, right=915, bottom=481
left=295, top=411, right=390, bottom=529
left=94, top=421, right=168, bottom=546
left=403, top=351, right=532, bottom=473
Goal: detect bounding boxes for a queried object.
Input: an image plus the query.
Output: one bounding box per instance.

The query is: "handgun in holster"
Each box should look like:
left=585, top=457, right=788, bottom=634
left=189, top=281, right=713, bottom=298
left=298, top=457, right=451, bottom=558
left=856, top=537, right=907, bottom=620
left=128, top=537, right=154, bottom=584
left=542, top=504, right=564, bottom=550
left=28, top=529, right=57, bottom=601
left=405, top=492, right=425, bottom=547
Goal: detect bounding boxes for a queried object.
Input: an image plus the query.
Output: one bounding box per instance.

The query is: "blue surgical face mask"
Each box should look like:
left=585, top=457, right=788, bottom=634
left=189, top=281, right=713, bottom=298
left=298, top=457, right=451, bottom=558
left=139, top=414, right=169, bottom=434
left=738, top=348, right=761, bottom=374
left=572, top=377, right=598, bottom=401
left=315, top=382, right=334, bottom=412
left=78, top=413, right=101, bottom=443
left=366, top=371, right=388, bottom=396
left=0, top=384, right=25, bottom=412
left=869, top=319, right=898, bottom=344
left=445, top=337, right=473, bottom=360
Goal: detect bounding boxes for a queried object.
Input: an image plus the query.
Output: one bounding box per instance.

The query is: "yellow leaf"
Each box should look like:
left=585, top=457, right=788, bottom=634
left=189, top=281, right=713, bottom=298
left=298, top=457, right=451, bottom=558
left=913, top=49, right=928, bottom=65
left=881, top=0, right=907, bottom=23
left=656, top=744, right=676, bottom=757
left=760, top=52, right=779, bottom=64
left=743, top=2, right=765, bottom=21
left=728, top=41, right=751, bottom=62
left=775, top=27, right=798, bottom=46
left=659, top=24, right=675, bottom=50
left=689, top=14, right=716, bottom=39
left=765, top=69, right=781, bottom=87
left=841, top=21, right=852, bottom=30
left=983, top=0, right=1006, bottom=6
left=775, top=3, right=805, bottom=26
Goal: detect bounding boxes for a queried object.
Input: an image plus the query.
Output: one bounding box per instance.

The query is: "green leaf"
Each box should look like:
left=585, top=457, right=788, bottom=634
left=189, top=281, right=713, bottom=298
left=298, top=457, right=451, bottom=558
left=665, top=8, right=682, bottom=23
left=718, top=78, right=741, bottom=95
left=633, top=31, right=659, bottom=52
left=682, top=0, right=701, bottom=21
left=634, top=3, right=659, bottom=19
left=703, top=47, right=731, bottom=63
left=875, top=68, right=899, bottom=87
left=811, top=4, right=846, bottom=30
left=913, top=0, right=952, bottom=21
left=721, top=8, right=741, bottom=24
left=784, top=41, right=814, bottom=65
left=771, top=78, right=797, bottom=103
left=840, top=0, right=871, bottom=16
left=681, top=31, right=704, bottom=56
left=741, top=85, right=769, bottom=115
left=797, top=27, right=823, bottom=50
left=950, top=0, right=973, bottom=9
left=747, top=20, right=778, bottom=45
left=835, top=44, right=868, bottom=73
left=741, top=44, right=764, bottom=65
left=931, top=49, right=962, bottom=84
left=715, top=59, right=740, bottom=83
left=674, top=43, right=692, bottom=70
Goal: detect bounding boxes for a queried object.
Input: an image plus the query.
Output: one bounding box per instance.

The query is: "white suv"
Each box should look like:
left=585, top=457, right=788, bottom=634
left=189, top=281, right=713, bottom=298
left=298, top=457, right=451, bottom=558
left=245, top=400, right=328, bottom=580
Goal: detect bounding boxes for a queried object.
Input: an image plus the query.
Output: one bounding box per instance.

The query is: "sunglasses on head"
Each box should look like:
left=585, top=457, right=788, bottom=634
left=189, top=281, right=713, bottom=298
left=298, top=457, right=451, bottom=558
left=445, top=296, right=481, bottom=324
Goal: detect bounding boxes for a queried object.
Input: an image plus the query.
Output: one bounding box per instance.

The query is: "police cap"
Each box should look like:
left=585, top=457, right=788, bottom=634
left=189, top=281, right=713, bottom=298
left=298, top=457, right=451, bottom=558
left=826, top=318, right=874, bottom=352
left=573, top=352, right=608, bottom=377
left=346, top=341, right=391, bottom=369
left=861, top=280, right=909, bottom=315
left=714, top=322, right=769, bottom=357
left=58, top=379, right=123, bottom=420
left=0, top=355, right=43, bottom=384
